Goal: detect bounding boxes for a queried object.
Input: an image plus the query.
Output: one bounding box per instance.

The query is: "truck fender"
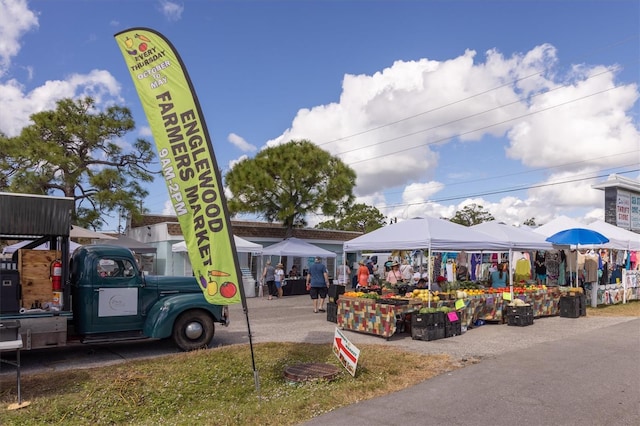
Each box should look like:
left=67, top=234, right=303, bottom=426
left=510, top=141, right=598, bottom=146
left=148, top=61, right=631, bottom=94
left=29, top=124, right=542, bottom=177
left=143, top=294, right=226, bottom=340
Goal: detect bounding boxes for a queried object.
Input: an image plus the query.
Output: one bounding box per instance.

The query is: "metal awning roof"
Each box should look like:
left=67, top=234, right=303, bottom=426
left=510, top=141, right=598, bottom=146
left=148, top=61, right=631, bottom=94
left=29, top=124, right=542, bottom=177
left=0, top=192, right=74, bottom=237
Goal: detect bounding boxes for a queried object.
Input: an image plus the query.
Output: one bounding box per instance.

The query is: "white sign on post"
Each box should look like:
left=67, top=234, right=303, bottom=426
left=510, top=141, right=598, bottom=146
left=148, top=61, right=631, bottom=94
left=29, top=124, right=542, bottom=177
left=333, top=327, right=360, bottom=377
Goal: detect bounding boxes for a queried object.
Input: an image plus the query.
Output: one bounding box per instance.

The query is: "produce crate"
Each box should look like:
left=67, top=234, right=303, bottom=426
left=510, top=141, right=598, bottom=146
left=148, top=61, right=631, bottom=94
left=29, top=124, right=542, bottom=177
left=411, top=311, right=445, bottom=341
left=328, top=284, right=345, bottom=303
left=378, top=298, right=410, bottom=306
left=578, top=293, right=587, bottom=316
left=444, top=311, right=463, bottom=337
left=412, top=311, right=445, bottom=327
left=326, top=302, right=338, bottom=323
left=506, top=305, right=534, bottom=327
left=411, top=324, right=445, bottom=341
left=559, top=296, right=580, bottom=318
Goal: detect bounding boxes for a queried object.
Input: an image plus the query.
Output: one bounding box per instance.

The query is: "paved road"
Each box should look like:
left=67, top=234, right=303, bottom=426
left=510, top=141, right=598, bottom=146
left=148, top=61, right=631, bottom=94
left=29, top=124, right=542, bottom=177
left=2, top=295, right=639, bottom=425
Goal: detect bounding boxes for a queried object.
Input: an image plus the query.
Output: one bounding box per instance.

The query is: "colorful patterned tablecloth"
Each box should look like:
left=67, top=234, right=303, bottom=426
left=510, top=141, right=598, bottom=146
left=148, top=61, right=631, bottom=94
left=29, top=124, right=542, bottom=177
left=337, top=297, right=424, bottom=339
left=337, top=290, right=563, bottom=339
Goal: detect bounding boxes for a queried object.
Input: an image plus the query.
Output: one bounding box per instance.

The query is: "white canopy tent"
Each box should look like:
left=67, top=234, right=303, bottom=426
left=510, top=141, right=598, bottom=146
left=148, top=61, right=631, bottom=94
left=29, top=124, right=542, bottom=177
left=343, top=217, right=509, bottom=252
left=261, top=237, right=337, bottom=280
left=584, top=220, right=640, bottom=251
left=172, top=235, right=263, bottom=254
left=533, top=216, right=587, bottom=238
left=343, top=217, right=511, bottom=299
left=1, top=240, right=82, bottom=255
left=70, top=225, right=117, bottom=240
left=261, top=237, right=336, bottom=258
left=472, top=221, right=555, bottom=297
left=471, top=221, right=553, bottom=251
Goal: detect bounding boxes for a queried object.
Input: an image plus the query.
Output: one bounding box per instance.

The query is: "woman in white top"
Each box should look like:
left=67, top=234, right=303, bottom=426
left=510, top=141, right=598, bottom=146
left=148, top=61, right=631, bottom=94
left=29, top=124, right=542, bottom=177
left=337, top=261, right=351, bottom=286
left=400, top=259, right=413, bottom=282
left=275, top=263, right=285, bottom=298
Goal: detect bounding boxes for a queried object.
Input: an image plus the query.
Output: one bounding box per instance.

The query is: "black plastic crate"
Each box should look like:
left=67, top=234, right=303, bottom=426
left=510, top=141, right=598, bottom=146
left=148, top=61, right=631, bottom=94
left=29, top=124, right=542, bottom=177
left=444, top=313, right=463, bottom=337
left=578, top=293, right=587, bottom=316
left=328, top=284, right=345, bottom=303
left=505, top=305, right=533, bottom=317
left=507, top=314, right=534, bottom=326
left=506, top=304, right=534, bottom=326
left=412, top=311, right=445, bottom=328
left=326, top=302, right=338, bottom=323
left=411, top=324, right=445, bottom=341
left=395, top=314, right=406, bottom=334
left=560, top=296, right=580, bottom=318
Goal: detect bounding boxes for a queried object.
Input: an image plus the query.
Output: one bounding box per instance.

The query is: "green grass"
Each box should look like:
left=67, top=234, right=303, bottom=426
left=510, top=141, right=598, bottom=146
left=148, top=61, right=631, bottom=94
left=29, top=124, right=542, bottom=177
left=0, top=343, right=459, bottom=425
left=2, top=301, right=637, bottom=425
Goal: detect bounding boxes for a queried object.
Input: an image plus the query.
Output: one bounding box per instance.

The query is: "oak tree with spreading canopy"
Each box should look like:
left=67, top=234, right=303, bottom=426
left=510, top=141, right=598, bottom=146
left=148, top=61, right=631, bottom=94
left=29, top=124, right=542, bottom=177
left=0, top=97, right=156, bottom=229
left=225, top=139, right=356, bottom=237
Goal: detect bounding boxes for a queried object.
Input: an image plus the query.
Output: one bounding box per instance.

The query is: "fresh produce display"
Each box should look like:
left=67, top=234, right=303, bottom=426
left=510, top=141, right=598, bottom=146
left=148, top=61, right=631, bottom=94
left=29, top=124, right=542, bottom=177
left=418, top=306, right=454, bottom=314
left=344, top=284, right=549, bottom=302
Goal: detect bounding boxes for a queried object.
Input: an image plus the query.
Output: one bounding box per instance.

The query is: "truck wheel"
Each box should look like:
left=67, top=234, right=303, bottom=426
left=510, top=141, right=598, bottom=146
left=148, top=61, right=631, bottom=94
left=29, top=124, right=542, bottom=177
left=172, top=310, right=215, bottom=351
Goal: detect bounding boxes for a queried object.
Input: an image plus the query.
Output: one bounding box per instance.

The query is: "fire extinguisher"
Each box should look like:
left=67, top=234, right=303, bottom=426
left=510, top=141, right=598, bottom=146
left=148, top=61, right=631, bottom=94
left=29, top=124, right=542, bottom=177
left=51, top=259, right=63, bottom=291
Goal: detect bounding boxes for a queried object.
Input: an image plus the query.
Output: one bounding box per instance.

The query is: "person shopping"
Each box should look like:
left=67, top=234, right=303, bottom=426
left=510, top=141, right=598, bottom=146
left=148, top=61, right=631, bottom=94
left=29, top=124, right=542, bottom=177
left=262, top=260, right=276, bottom=300
left=274, top=262, right=285, bottom=298
left=385, top=261, right=404, bottom=284
left=337, top=260, right=351, bottom=286
left=306, top=256, right=330, bottom=313
left=356, top=260, right=370, bottom=290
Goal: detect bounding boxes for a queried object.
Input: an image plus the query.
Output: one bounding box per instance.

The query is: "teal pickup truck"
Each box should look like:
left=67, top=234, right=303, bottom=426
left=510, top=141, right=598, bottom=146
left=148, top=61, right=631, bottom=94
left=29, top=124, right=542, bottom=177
left=1, top=244, right=229, bottom=351
left=1, top=244, right=228, bottom=351
left=0, top=191, right=228, bottom=352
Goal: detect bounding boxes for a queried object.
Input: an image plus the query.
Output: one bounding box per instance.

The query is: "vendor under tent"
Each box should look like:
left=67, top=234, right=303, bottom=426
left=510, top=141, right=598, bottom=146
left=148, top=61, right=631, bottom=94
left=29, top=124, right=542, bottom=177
left=546, top=228, right=610, bottom=307
left=261, top=237, right=337, bottom=288
left=343, top=217, right=511, bottom=302
left=472, top=221, right=554, bottom=300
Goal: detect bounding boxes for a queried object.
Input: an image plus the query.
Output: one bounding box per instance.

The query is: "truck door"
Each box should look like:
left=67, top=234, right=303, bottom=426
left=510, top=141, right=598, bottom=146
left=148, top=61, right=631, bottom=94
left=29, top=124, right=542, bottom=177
left=90, top=256, right=147, bottom=333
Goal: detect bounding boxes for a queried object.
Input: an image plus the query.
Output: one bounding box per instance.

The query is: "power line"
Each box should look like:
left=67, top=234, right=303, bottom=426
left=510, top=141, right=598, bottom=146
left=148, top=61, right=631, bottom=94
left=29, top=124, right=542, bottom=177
left=381, top=152, right=640, bottom=199
left=334, top=62, right=630, bottom=159
left=316, top=34, right=639, bottom=149
left=375, top=168, right=640, bottom=211
left=347, top=83, right=630, bottom=165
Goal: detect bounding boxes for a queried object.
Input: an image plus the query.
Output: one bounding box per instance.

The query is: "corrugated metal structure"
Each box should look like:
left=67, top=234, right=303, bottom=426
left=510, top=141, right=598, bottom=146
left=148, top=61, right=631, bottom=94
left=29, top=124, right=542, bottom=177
left=0, top=192, right=74, bottom=237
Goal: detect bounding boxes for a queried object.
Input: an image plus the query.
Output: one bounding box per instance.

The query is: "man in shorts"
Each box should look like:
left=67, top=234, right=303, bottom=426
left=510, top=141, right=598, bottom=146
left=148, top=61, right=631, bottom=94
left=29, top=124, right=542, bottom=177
left=306, top=256, right=330, bottom=313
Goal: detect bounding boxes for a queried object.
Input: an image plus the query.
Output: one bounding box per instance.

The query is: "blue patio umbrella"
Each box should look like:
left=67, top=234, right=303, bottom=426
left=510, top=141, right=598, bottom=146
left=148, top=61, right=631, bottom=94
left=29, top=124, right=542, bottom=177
left=545, top=228, right=609, bottom=246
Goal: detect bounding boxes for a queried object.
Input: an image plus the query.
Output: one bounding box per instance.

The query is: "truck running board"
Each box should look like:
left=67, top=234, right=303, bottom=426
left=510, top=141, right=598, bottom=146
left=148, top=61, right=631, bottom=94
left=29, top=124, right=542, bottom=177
left=81, top=331, right=146, bottom=344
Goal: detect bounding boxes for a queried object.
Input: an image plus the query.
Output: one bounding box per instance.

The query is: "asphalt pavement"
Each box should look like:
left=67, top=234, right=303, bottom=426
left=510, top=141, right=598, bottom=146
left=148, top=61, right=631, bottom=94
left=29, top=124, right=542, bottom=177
left=1, top=295, right=639, bottom=425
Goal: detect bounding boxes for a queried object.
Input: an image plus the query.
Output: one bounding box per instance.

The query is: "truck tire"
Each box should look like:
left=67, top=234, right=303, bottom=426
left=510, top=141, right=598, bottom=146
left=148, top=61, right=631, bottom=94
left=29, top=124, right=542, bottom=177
left=172, top=310, right=215, bottom=351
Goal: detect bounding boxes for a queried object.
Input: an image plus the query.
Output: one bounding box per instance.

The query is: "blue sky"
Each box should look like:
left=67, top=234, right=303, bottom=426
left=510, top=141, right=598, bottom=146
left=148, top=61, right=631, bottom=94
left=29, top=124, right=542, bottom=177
left=1, top=0, right=639, bottom=232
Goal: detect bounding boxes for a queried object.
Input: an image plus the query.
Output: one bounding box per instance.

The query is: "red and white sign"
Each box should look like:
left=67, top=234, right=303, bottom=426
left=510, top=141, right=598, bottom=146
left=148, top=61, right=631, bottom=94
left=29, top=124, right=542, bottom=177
left=333, top=327, right=360, bottom=377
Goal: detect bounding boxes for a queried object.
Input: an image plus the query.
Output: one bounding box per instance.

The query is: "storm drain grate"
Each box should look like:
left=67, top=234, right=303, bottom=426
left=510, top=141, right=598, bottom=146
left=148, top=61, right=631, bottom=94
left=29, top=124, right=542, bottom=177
left=283, top=363, right=340, bottom=383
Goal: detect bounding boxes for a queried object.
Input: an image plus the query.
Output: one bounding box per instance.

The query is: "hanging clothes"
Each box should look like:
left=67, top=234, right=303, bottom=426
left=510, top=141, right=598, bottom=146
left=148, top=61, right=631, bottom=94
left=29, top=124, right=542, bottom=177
left=545, top=250, right=560, bottom=285
left=558, top=250, right=566, bottom=286
left=457, top=250, right=468, bottom=267
left=584, top=251, right=599, bottom=283
left=514, top=257, right=532, bottom=284
left=470, top=253, right=482, bottom=281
